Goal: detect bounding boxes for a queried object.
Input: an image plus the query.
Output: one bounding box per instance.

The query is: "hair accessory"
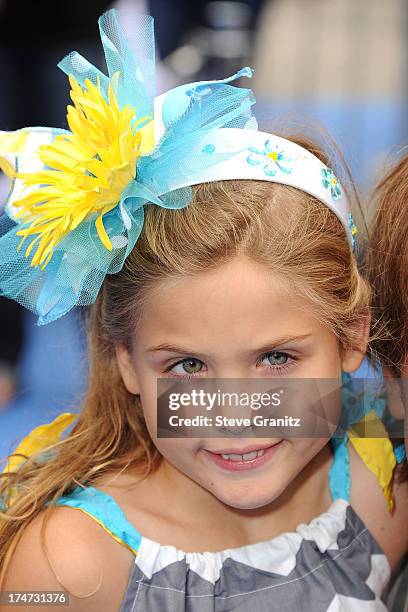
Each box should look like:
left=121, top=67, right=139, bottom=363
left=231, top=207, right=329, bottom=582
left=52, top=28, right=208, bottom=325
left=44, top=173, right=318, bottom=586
left=0, top=9, right=353, bottom=325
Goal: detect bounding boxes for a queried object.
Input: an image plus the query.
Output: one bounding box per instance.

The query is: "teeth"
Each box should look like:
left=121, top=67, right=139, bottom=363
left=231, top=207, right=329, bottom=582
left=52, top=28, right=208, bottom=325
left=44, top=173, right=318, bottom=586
left=242, top=451, right=258, bottom=461
left=220, top=449, right=265, bottom=462
left=221, top=453, right=242, bottom=461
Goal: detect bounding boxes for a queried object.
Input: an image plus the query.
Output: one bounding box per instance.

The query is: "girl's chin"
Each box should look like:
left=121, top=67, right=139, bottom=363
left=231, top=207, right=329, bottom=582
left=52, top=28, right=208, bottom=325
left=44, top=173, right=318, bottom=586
left=209, top=485, right=283, bottom=510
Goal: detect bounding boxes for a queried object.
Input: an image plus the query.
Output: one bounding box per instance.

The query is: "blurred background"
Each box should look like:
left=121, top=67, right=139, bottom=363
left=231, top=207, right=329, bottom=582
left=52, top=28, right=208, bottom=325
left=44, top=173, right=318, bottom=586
left=0, top=0, right=407, bottom=460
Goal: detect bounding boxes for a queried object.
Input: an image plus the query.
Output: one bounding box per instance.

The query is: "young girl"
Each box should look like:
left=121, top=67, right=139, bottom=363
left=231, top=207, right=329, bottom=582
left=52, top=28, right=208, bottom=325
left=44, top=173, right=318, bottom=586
left=363, top=148, right=408, bottom=612
left=0, top=9, right=407, bottom=611
left=366, top=154, right=408, bottom=468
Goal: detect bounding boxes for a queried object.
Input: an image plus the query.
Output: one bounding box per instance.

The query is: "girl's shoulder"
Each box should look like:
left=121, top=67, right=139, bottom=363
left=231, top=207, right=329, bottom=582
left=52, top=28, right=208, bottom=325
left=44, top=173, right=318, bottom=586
left=46, top=482, right=143, bottom=555
left=349, top=442, right=408, bottom=572
left=1, top=500, right=135, bottom=612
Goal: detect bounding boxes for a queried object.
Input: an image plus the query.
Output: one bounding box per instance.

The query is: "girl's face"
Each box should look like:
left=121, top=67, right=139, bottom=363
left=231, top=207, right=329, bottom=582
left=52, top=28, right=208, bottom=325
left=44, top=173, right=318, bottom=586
left=117, top=255, right=366, bottom=510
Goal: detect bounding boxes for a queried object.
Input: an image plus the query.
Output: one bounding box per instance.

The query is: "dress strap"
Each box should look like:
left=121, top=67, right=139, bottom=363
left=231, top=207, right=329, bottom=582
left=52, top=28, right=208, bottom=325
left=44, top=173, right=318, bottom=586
left=45, top=485, right=142, bottom=555
left=329, top=437, right=350, bottom=502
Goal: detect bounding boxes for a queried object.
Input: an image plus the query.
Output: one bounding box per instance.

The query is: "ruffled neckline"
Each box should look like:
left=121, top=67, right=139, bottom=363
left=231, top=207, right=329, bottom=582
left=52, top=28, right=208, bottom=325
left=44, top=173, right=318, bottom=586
left=53, top=484, right=390, bottom=585
left=134, top=498, right=353, bottom=580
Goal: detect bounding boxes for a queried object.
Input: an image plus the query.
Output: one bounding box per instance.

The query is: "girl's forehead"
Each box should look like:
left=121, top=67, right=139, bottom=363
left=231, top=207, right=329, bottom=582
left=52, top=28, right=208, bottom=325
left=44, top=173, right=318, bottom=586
left=142, top=256, right=290, bottom=315
left=132, top=256, right=325, bottom=350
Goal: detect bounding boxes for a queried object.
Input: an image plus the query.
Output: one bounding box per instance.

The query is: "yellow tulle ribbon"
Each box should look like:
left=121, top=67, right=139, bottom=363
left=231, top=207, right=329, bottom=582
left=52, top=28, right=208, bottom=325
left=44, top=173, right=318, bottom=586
left=347, top=410, right=396, bottom=512
left=3, top=412, right=78, bottom=475
left=2, top=412, right=78, bottom=506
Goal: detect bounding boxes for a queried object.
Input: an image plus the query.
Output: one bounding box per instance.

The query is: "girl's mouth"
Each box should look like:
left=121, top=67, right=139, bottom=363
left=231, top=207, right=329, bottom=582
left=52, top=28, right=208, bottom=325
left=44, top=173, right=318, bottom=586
left=202, top=440, right=285, bottom=471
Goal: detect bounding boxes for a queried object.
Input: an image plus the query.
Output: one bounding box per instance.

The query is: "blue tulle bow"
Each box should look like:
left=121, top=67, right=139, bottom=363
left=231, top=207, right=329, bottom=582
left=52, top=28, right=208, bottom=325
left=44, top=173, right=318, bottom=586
left=0, top=9, right=257, bottom=324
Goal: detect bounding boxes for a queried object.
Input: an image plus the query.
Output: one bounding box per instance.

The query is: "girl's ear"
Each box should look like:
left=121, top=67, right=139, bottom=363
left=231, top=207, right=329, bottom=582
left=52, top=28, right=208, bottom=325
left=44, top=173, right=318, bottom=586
left=115, top=344, right=140, bottom=395
left=341, top=311, right=371, bottom=373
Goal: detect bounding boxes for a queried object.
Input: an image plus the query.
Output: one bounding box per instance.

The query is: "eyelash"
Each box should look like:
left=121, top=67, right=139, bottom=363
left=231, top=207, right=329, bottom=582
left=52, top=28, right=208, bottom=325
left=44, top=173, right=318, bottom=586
left=165, top=352, right=296, bottom=379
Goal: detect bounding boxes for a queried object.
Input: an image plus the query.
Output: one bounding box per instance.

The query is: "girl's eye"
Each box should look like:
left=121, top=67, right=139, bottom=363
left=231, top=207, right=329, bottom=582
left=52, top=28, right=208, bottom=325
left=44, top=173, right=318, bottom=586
left=261, top=351, right=289, bottom=367
left=169, top=358, right=204, bottom=376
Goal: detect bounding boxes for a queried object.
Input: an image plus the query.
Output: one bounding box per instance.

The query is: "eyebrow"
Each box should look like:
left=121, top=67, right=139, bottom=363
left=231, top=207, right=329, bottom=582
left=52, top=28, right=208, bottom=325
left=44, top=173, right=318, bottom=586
left=146, top=334, right=313, bottom=355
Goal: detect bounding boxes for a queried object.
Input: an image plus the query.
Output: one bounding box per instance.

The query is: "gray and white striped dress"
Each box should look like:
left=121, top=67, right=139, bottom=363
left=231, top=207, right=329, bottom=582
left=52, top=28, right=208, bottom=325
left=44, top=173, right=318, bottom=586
left=51, top=485, right=390, bottom=611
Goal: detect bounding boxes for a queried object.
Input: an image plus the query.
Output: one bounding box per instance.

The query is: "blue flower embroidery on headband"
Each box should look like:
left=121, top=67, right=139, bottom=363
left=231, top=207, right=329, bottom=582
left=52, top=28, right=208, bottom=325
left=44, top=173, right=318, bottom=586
left=321, top=168, right=342, bottom=200
left=348, top=213, right=358, bottom=250
left=202, top=143, right=216, bottom=155
left=247, top=140, right=293, bottom=176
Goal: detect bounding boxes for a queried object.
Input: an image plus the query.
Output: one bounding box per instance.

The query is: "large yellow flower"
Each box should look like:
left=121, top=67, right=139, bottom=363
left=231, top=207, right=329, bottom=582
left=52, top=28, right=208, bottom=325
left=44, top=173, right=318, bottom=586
left=13, top=74, right=154, bottom=270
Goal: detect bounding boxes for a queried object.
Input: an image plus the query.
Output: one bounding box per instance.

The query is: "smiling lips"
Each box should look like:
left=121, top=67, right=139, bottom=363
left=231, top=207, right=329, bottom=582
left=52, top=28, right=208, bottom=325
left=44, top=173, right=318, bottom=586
left=203, top=440, right=284, bottom=471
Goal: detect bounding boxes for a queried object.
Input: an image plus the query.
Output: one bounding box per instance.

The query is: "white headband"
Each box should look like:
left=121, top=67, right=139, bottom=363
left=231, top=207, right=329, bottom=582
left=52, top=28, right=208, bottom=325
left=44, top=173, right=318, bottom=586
left=152, top=85, right=353, bottom=247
